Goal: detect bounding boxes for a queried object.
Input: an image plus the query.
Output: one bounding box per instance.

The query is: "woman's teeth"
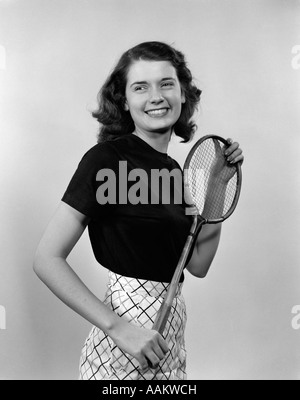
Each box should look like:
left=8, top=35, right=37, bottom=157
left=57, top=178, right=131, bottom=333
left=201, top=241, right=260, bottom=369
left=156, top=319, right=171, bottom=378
left=146, top=108, right=168, bottom=116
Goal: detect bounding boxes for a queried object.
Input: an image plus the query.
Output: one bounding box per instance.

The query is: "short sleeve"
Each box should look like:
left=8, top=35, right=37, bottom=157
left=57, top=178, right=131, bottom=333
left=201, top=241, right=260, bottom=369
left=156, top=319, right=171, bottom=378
left=61, top=143, right=114, bottom=218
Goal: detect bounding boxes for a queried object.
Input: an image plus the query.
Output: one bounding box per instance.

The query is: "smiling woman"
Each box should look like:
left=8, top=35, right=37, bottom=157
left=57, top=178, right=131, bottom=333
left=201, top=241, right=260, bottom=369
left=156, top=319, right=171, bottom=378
left=33, top=41, right=244, bottom=381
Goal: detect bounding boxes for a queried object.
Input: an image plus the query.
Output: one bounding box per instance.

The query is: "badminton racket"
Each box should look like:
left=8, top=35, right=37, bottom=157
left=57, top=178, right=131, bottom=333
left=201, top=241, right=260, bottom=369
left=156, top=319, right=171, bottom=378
left=152, top=134, right=242, bottom=335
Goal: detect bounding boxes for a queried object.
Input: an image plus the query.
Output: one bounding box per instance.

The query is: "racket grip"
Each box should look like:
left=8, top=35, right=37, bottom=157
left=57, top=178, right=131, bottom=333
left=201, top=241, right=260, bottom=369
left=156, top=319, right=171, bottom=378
left=152, top=301, right=172, bottom=335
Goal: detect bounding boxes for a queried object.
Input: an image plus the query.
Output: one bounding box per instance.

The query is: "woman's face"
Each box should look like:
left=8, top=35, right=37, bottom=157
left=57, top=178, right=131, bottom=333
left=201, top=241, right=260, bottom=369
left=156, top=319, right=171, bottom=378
left=125, top=60, right=185, bottom=137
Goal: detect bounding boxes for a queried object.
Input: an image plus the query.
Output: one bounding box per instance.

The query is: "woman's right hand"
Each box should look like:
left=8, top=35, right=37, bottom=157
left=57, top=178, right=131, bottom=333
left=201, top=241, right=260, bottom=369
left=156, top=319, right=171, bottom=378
left=110, top=319, right=169, bottom=372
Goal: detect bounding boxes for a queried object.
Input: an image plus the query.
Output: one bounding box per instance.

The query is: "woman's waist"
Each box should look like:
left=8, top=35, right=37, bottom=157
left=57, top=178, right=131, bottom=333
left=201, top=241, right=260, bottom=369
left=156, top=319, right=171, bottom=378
left=107, top=270, right=183, bottom=299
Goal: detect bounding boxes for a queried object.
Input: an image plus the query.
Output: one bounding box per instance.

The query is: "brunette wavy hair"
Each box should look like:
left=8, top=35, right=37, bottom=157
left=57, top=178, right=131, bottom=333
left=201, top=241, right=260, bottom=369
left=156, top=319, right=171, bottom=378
left=92, top=41, right=202, bottom=143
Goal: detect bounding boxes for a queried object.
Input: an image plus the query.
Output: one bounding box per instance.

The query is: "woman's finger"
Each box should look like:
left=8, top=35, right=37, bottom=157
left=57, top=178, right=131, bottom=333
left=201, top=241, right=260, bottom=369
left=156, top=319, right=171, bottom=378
left=225, top=141, right=239, bottom=155
left=144, top=352, right=160, bottom=370
left=226, top=148, right=242, bottom=163
left=231, top=154, right=244, bottom=165
left=151, top=342, right=168, bottom=362
left=138, top=354, right=151, bottom=373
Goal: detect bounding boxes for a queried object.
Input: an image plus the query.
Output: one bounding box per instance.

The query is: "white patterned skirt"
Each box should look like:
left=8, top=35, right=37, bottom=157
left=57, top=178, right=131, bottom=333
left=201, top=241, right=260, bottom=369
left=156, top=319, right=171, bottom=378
left=79, top=271, right=187, bottom=380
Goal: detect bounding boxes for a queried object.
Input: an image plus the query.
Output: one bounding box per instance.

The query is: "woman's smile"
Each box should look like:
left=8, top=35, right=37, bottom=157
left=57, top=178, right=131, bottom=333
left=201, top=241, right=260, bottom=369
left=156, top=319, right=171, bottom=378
left=145, top=107, right=170, bottom=117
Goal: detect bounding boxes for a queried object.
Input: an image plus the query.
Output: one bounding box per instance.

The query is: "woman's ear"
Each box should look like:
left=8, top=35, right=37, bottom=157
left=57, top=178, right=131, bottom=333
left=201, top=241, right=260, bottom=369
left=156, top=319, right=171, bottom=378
left=124, top=100, right=129, bottom=111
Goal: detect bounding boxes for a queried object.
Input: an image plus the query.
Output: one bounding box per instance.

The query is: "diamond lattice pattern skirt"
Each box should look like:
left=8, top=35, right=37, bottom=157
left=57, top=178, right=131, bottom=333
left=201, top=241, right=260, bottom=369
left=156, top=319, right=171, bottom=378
left=79, top=271, right=187, bottom=380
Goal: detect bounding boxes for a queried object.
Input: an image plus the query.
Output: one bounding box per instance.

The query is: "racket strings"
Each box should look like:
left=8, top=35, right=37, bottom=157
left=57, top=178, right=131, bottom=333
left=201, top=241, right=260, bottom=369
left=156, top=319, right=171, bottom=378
left=186, top=138, right=238, bottom=220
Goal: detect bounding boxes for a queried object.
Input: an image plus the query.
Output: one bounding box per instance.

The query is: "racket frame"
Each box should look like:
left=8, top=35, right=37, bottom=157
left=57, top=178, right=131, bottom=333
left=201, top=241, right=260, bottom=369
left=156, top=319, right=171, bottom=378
left=184, top=134, right=242, bottom=224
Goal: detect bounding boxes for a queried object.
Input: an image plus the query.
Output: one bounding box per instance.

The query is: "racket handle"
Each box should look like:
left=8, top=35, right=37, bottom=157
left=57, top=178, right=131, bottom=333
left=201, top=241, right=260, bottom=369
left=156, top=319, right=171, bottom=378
left=152, top=301, right=172, bottom=335
left=152, top=216, right=199, bottom=335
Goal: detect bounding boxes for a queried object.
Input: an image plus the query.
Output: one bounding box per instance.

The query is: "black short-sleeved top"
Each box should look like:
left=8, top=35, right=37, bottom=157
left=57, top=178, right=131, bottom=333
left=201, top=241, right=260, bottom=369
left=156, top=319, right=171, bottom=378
left=62, top=134, right=192, bottom=283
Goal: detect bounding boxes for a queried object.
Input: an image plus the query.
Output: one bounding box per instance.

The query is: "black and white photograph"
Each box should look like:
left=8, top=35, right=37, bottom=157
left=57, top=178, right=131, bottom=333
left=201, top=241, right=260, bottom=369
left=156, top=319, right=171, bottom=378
left=0, top=0, right=299, bottom=381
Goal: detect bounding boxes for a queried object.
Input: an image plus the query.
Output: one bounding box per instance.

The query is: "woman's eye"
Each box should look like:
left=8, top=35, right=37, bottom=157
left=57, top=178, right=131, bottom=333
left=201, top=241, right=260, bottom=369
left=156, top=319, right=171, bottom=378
left=162, top=81, right=174, bottom=88
left=134, top=85, right=147, bottom=92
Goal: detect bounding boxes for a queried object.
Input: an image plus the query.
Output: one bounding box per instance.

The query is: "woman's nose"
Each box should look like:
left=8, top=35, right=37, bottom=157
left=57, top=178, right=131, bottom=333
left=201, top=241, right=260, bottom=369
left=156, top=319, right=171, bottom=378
left=149, top=89, right=164, bottom=104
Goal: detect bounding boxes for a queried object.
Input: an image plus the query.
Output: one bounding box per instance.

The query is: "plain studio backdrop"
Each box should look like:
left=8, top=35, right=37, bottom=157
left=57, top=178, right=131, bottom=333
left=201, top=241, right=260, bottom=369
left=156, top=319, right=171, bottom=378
left=0, top=0, right=299, bottom=380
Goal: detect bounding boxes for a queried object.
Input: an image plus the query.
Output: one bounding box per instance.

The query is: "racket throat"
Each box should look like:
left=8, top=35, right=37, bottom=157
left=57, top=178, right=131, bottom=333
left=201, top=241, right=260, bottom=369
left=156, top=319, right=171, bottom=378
left=190, top=214, right=206, bottom=236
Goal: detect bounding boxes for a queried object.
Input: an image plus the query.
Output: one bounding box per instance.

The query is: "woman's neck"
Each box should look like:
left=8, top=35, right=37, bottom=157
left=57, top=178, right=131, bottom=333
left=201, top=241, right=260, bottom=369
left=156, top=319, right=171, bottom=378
left=132, top=129, right=171, bottom=154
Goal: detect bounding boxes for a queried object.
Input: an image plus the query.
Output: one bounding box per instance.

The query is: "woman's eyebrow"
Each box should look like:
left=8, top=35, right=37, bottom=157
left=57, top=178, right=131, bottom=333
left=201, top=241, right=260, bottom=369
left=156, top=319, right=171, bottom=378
left=161, top=77, right=176, bottom=82
left=130, top=80, right=148, bottom=87
left=130, top=77, right=176, bottom=87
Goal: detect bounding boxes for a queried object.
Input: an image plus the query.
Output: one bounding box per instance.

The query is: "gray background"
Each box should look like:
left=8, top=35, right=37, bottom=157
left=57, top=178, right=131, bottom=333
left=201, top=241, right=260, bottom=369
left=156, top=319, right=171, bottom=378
left=0, top=0, right=299, bottom=380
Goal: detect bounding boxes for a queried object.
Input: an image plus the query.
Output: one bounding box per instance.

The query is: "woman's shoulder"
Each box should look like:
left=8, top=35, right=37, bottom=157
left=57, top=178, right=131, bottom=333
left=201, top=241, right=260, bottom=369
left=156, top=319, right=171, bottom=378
left=82, top=137, right=125, bottom=158
left=78, top=135, right=132, bottom=169
left=75, top=141, right=115, bottom=172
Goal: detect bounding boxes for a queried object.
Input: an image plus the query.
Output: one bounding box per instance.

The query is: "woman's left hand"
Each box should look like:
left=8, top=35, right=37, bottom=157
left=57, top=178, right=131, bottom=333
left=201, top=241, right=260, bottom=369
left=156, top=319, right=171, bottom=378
left=224, top=138, right=244, bottom=166
left=210, top=138, right=244, bottom=184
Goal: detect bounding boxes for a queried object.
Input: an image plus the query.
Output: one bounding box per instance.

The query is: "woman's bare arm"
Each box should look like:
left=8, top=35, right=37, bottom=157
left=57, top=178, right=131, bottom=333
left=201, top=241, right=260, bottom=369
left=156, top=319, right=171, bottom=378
left=33, top=201, right=168, bottom=371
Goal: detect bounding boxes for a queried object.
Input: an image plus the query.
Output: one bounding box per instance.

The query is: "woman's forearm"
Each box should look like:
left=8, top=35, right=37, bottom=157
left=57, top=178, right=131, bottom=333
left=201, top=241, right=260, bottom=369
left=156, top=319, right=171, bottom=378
left=33, top=255, right=123, bottom=338
left=186, top=179, right=226, bottom=277
left=186, top=223, right=222, bottom=278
